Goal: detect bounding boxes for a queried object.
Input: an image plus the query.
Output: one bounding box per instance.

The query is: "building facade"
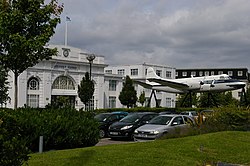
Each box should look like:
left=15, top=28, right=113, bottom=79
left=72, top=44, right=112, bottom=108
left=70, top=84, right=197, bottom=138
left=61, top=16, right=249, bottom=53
left=6, top=45, right=115, bottom=110
left=105, top=63, right=176, bottom=108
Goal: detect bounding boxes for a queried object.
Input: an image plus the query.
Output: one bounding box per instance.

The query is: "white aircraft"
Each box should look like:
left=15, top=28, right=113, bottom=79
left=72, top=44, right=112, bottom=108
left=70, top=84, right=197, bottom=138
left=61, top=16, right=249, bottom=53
left=134, top=67, right=246, bottom=94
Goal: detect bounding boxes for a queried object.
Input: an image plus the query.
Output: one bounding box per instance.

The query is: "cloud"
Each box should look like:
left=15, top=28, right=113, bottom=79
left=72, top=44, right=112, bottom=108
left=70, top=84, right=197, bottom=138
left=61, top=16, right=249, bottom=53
left=50, top=0, right=250, bottom=70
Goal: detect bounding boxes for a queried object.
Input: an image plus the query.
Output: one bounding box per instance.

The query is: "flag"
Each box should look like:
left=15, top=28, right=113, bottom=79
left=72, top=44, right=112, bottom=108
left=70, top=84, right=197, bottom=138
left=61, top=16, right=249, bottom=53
left=66, top=16, right=71, bottom=21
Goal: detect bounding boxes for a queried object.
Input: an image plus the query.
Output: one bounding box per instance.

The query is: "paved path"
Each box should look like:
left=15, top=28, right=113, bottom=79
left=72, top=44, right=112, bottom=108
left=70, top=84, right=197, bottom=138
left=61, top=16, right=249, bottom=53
left=95, top=138, right=134, bottom=146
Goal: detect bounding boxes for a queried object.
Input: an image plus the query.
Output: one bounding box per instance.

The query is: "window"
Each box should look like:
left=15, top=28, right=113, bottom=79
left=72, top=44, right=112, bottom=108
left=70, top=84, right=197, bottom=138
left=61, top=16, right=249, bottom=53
left=182, top=72, right=187, bottom=77
left=166, top=98, right=172, bottom=108
left=105, top=70, right=112, bottom=74
left=117, top=69, right=125, bottom=75
left=28, top=77, right=39, bottom=90
left=199, top=71, right=203, bottom=76
left=156, top=70, right=162, bottom=77
left=238, top=71, right=243, bottom=76
left=166, top=71, right=172, bottom=78
left=131, top=69, right=138, bottom=76
left=175, top=72, right=178, bottom=77
left=205, top=71, right=209, bottom=76
left=211, top=71, right=214, bottom=75
left=145, top=69, right=147, bottom=76
left=52, top=76, right=75, bottom=89
left=27, top=94, right=39, bottom=108
left=228, top=71, right=233, bottom=76
left=109, top=96, right=116, bottom=108
left=191, top=71, right=196, bottom=77
left=218, top=71, right=223, bottom=75
left=109, top=80, right=117, bottom=91
left=238, top=92, right=242, bottom=98
left=85, top=96, right=95, bottom=111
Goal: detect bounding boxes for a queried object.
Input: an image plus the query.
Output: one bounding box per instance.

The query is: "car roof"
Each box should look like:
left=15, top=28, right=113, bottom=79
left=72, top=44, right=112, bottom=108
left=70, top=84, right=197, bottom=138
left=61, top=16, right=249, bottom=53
left=111, top=111, right=128, bottom=114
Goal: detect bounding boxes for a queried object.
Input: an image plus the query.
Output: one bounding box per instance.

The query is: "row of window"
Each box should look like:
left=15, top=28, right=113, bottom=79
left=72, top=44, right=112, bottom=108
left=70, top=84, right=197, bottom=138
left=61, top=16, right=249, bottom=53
left=105, top=68, right=172, bottom=78
left=178, top=70, right=244, bottom=77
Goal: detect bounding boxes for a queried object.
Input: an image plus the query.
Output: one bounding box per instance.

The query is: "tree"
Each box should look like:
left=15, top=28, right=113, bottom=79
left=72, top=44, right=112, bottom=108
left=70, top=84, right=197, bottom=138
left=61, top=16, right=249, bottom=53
left=0, top=0, right=63, bottom=109
left=119, top=76, right=137, bottom=108
left=138, top=91, right=146, bottom=106
left=0, top=65, right=9, bottom=106
left=78, top=72, right=95, bottom=110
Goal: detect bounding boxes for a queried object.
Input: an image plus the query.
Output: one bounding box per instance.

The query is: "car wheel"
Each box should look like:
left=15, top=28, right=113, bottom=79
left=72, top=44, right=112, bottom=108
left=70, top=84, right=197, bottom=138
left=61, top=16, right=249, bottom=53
left=99, top=129, right=105, bottom=138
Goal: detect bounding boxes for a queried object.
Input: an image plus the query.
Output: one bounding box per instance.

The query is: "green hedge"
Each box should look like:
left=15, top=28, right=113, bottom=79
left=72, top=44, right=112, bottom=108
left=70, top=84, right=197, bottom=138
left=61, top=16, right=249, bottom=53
left=0, top=108, right=99, bottom=152
left=200, top=107, right=250, bottom=133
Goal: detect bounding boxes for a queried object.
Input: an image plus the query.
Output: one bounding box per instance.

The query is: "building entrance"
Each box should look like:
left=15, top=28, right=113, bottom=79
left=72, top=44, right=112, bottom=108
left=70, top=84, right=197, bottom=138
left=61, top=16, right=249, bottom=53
left=51, top=95, right=76, bottom=108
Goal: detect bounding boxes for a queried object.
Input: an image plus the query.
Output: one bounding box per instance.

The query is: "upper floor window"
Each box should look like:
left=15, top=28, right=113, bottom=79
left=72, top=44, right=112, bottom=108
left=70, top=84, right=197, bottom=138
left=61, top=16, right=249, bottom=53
left=175, top=72, right=178, bottom=77
left=191, top=71, right=196, bottom=77
left=109, top=80, right=117, bottom=91
left=199, top=71, right=203, bottom=76
left=238, top=71, right=243, bottom=76
left=52, top=76, right=75, bottom=90
left=117, top=69, right=125, bottom=75
left=166, top=71, right=172, bottom=78
left=211, top=71, right=214, bottom=75
left=131, top=69, right=138, bottom=76
left=228, top=71, right=233, bottom=76
left=182, top=72, right=187, bottom=77
left=105, top=70, right=112, bottom=74
left=28, top=77, right=39, bottom=90
left=156, top=70, right=162, bottom=77
left=218, top=71, right=223, bottom=75
left=205, top=71, right=209, bottom=76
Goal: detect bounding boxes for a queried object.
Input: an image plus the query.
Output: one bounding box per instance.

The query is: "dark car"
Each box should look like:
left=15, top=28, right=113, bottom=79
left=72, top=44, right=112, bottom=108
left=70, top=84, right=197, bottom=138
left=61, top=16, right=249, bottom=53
left=108, top=112, right=158, bottom=140
left=94, top=112, right=128, bottom=138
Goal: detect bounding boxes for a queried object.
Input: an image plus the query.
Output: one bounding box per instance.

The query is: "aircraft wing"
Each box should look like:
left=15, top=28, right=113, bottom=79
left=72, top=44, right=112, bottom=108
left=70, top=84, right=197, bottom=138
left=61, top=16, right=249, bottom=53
left=133, top=80, right=153, bottom=89
left=147, top=78, right=189, bottom=90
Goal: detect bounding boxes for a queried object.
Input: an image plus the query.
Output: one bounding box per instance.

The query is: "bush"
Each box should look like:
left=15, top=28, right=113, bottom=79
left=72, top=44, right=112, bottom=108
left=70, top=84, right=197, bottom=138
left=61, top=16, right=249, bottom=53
left=1, top=108, right=99, bottom=152
left=199, top=107, right=249, bottom=133
left=0, top=110, right=30, bottom=166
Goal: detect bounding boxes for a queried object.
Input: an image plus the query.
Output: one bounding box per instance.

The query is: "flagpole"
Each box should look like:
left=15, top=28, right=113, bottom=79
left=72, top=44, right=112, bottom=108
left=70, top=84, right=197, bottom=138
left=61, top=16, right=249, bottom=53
left=65, top=17, right=68, bottom=46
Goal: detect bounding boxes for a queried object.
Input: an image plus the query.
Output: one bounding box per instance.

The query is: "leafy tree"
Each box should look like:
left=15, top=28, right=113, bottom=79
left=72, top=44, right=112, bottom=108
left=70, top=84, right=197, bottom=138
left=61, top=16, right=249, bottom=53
left=78, top=72, right=95, bottom=110
left=0, top=0, right=63, bottom=109
left=119, top=76, right=137, bottom=108
left=138, top=91, right=146, bottom=106
left=0, top=65, right=9, bottom=106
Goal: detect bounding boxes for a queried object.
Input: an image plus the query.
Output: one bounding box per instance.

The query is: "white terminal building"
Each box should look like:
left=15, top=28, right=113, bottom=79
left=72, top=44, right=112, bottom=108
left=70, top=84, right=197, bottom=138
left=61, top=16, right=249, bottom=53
left=6, top=45, right=176, bottom=109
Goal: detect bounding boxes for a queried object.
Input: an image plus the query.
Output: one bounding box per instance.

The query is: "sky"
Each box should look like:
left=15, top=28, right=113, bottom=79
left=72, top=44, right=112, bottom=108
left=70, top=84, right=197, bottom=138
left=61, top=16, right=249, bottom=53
left=50, top=0, right=250, bottom=70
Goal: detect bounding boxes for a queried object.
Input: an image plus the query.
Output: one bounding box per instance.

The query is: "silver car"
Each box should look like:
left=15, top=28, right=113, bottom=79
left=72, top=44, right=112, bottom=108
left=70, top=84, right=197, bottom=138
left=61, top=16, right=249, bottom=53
left=134, top=114, right=195, bottom=142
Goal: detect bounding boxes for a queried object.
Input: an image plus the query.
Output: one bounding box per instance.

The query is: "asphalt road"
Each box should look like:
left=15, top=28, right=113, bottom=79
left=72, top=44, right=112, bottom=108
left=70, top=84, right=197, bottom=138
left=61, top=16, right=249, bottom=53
left=95, top=138, right=134, bottom=146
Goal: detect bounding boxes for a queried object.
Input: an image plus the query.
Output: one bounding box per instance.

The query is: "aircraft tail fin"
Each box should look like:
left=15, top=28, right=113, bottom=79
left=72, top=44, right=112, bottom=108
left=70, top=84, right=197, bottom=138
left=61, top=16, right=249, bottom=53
left=147, top=67, right=160, bottom=79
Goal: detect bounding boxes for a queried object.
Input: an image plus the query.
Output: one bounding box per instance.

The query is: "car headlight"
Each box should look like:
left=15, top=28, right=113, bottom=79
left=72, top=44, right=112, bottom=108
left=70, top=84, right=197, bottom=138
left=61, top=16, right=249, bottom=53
left=134, top=129, right=138, bottom=133
left=150, top=130, right=159, bottom=134
left=121, top=125, right=133, bottom=130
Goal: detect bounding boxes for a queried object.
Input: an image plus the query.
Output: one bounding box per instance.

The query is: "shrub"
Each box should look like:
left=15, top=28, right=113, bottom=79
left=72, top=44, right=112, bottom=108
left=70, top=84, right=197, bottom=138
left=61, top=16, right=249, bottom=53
left=0, top=110, right=30, bottom=166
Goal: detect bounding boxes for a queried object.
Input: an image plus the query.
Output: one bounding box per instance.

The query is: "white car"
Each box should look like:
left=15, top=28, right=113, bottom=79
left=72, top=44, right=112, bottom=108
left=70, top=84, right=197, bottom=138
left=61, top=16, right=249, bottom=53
left=134, top=114, right=195, bottom=142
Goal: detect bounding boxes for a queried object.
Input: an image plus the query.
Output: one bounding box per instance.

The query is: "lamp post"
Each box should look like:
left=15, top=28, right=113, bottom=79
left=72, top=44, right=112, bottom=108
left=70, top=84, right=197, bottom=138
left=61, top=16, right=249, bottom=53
left=86, top=54, right=96, bottom=80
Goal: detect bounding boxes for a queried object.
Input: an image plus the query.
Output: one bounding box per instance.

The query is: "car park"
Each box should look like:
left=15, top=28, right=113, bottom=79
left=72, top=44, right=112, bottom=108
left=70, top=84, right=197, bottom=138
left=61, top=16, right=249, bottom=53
left=134, top=114, right=195, bottom=142
left=94, top=112, right=128, bottom=138
left=108, top=112, right=158, bottom=140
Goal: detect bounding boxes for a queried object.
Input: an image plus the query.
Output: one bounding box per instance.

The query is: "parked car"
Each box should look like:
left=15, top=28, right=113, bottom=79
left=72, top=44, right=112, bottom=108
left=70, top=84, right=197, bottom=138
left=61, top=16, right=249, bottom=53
left=108, top=112, right=158, bottom=140
left=134, top=114, right=195, bottom=142
left=94, top=112, right=128, bottom=138
left=159, top=110, right=177, bottom=115
left=180, top=111, right=198, bottom=120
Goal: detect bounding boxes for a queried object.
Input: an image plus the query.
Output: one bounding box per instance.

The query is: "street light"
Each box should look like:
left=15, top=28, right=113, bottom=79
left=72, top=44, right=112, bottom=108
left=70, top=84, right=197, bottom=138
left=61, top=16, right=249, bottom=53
left=86, top=53, right=96, bottom=80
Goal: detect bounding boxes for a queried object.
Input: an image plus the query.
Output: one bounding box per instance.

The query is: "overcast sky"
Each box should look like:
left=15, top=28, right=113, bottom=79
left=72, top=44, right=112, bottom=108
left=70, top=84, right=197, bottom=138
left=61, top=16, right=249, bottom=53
left=50, top=0, right=250, bottom=70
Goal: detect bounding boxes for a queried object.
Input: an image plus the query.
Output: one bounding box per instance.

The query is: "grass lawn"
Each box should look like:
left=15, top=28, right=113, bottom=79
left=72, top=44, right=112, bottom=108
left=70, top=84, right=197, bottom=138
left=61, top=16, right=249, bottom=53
left=26, top=131, right=250, bottom=166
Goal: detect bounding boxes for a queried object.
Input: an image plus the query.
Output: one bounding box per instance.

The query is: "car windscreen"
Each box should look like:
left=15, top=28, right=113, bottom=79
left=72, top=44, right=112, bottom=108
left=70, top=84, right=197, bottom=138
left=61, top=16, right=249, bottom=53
left=149, top=116, right=173, bottom=125
left=94, top=113, right=111, bottom=122
left=120, top=113, right=142, bottom=123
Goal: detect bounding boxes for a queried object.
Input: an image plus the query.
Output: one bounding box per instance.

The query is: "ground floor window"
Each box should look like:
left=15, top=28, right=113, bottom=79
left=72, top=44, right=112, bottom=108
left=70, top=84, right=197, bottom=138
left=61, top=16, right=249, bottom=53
left=27, top=94, right=39, bottom=108
left=51, top=95, right=76, bottom=108
left=166, top=98, right=172, bottom=108
left=85, top=96, right=95, bottom=111
left=109, top=96, right=116, bottom=108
